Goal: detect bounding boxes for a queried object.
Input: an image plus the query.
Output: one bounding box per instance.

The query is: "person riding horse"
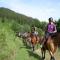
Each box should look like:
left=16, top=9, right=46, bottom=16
left=40, top=17, right=57, bottom=48
left=31, top=26, right=38, bottom=40
left=31, top=26, right=38, bottom=39
left=30, top=26, right=40, bottom=51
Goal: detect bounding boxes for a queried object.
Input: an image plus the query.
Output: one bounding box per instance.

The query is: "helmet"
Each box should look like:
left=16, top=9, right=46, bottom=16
left=48, top=17, right=53, bottom=22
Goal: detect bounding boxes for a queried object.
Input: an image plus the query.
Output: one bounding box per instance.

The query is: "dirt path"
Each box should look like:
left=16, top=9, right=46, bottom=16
left=34, top=48, right=60, bottom=60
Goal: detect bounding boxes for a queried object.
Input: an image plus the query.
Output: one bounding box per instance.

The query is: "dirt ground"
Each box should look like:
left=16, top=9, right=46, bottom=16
left=34, top=48, right=60, bottom=60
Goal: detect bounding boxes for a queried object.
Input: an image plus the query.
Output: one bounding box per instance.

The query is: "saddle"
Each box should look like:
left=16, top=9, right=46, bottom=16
left=44, top=33, right=57, bottom=46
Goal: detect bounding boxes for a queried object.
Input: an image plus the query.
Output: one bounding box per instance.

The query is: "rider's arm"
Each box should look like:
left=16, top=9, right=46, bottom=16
left=53, top=25, right=57, bottom=33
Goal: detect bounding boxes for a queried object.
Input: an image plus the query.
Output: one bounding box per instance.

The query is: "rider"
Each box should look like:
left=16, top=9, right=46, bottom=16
left=40, top=17, right=57, bottom=48
left=31, top=25, right=38, bottom=38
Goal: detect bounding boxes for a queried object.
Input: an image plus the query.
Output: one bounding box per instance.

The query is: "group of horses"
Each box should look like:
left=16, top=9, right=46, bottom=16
left=16, top=31, right=60, bottom=60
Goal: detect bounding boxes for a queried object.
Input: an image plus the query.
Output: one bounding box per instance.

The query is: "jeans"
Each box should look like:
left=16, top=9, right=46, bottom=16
left=45, top=32, right=57, bottom=39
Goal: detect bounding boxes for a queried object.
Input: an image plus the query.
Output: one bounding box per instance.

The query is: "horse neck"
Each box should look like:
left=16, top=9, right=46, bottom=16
left=56, top=32, right=60, bottom=46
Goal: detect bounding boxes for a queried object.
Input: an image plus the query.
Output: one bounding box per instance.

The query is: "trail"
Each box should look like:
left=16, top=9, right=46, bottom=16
left=34, top=48, right=60, bottom=60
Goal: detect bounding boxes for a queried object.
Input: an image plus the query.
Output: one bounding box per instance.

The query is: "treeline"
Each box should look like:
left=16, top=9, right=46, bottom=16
left=56, top=19, right=60, bottom=32
left=0, top=7, right=40, bottom=26
left=0, top=7, right=47, bottom=28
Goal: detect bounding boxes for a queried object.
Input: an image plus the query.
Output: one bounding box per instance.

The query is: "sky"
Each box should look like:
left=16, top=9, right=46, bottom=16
left=0, top=0, right=60, bottom=21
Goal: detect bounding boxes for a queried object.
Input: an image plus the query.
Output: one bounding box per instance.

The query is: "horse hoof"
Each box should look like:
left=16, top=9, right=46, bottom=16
left=42, top=57, right=45, bottom=60
left=33, top=49, right=35, bottom=51
left=50, top=57, right=55, bottom=60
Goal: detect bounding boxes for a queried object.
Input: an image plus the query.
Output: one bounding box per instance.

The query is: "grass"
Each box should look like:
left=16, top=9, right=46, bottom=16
left=15, top=41, right=41, bottom=60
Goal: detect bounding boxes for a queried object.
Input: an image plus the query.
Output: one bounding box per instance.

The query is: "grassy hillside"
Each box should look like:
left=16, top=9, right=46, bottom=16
left=0, top=7, right=40, bottom=26
left=0, top=18, right=41, bottom=60
left=0, top=20, right=17, bottom=60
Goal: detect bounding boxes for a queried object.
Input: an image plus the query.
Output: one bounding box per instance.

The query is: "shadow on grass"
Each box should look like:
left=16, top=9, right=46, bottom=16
left=20, top=39, right=31, bottom=49
left=20, top=39, right=32, bottom=49
left=27, top=50, right=42, bottom=60
left=58, top=47, right=60, bottom=52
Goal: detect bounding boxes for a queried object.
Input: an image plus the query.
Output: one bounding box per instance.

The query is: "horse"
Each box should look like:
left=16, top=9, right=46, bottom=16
left=16, top=32, right=31, bottom=45
left=16, top=32, right=25, bottom=38
left=29, top=32, right=41, bottom=51
left=41, top=32, right=60, bottom=60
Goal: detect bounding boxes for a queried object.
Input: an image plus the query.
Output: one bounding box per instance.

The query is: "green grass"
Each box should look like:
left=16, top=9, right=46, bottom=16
left=15, top=40, right=41, bottom=60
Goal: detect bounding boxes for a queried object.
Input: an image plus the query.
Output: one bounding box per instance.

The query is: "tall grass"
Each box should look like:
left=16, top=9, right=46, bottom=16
left=0, top=20, right=20, bottom=60
left=0, top=18, right=43, bottom=60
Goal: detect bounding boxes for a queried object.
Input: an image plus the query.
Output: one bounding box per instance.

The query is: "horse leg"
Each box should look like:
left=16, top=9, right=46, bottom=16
left=50, top=56, right=55, bottom=60
left=42, top=51, right=46, bottom=60
left=50, top=51, right=55, bottom=60
left=32, top=44, right=35, bottom=51
left=41, top=49, right=46, bottom=60
left=43, top=50, right=46, bottom=60
left=49, top=44, right=55, bottom=60
left=33, top=45, right=34, bottom=51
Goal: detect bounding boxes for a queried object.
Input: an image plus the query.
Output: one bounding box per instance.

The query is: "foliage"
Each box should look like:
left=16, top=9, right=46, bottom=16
left=0, top=7, right=46, bottom=31
left=56, top=19, right=60, bottom=32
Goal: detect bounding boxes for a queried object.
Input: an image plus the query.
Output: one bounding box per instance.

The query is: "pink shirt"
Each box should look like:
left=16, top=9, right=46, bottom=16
left=47, top=23, right=56, bottom=33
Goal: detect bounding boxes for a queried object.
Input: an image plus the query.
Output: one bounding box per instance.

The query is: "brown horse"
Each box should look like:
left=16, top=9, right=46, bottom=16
left=41, top=32, right=60, bottom=60
left=29, top=32, right=41, bottom=51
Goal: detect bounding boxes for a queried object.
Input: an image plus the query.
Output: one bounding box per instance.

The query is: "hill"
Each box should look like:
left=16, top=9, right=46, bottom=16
left=0, top=7, right=47, bottom=29
left=0, top=7, right=41, bottom=27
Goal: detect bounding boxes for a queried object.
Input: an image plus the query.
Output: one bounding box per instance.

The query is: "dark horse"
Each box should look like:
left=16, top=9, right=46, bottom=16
left=41, top=32, right=60, bottom=60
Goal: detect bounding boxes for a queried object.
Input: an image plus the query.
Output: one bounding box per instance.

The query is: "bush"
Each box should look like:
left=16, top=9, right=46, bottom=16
left=37, top=28, right=44, bottom=36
